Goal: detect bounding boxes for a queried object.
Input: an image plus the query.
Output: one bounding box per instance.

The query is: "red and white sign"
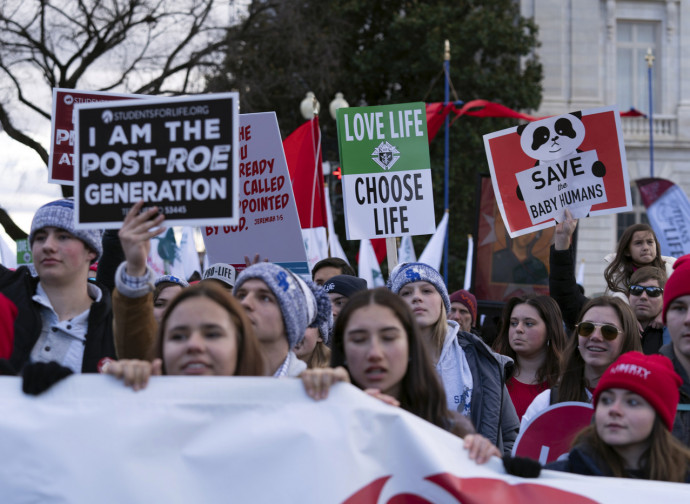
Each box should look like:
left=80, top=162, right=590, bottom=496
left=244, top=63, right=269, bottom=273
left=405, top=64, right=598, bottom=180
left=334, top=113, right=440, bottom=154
left=0, top=378, right=687, bottom=503
left=513, top=402, right=594, bottom=464
left=49, top=88, right=144, bottom=185
left=202, top=112, right=309, bottom=275
left=484, top=107, right=632, bottom=237
left=637, top=177, right=690, bottom=258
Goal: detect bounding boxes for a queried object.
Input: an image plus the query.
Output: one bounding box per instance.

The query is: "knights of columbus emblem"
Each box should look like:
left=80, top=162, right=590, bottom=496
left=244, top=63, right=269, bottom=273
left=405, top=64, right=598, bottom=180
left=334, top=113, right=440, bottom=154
left=371, top=141, right=400, bottom=170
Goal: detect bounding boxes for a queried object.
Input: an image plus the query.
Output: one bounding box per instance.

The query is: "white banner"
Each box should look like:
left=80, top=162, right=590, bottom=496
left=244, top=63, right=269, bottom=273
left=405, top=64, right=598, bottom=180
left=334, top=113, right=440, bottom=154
left=0, top=377, right=688, bottom=503
left=637, top=178, right=690, bottom=258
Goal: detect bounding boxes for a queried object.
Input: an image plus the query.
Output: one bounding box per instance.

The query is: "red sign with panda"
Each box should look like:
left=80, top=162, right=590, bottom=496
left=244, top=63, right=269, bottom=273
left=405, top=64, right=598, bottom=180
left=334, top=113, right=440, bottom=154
left=483, top=106, right=632, bottom=238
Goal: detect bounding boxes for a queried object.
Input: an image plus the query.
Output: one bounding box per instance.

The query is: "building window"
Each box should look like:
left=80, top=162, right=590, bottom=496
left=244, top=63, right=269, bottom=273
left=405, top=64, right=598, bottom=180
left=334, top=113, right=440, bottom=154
left=616, top=21, right=660, bottom=114
left=617, top=185, right=649, bottom=239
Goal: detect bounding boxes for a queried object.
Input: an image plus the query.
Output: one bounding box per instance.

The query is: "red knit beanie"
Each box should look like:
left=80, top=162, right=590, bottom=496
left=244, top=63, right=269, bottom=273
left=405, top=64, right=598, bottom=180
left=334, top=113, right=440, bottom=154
left=449, top=289, right=477, bottom=324
left=663, top=253, right=690, bottom=324
left=593, top=351, right=682, bottom=430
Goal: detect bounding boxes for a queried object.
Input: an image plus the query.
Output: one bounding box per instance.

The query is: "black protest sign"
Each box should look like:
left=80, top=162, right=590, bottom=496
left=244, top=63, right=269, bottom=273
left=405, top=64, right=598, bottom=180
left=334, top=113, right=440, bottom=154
left=74, top=93, right=239, bottom=229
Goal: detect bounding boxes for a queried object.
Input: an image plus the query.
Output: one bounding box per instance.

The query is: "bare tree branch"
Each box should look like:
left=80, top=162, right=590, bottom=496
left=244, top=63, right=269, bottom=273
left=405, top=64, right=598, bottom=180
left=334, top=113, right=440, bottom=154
left=0, top=0, right=232, bottom=163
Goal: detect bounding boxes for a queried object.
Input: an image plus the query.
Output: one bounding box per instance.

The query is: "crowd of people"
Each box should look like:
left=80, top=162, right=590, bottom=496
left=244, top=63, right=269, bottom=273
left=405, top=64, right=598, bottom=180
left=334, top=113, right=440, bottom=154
left=1, top=198, right=690, bottom=484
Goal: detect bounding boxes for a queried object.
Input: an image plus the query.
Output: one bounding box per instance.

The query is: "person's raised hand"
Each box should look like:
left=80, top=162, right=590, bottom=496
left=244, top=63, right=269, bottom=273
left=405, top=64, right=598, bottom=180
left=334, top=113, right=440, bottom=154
left=554, top=208, right=578, bottom=250
left=119, top=201, right=166, bottom=276
left=244, top=253, right=269, bottom=267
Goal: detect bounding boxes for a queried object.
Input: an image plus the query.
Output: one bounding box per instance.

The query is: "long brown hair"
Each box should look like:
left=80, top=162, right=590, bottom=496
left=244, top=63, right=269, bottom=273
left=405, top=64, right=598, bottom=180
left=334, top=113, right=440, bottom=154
left=492, top=295, right=565, bottom=387
left=604, top=224, right=664, bottom=294
left=331, top=288, right=464, bottom=434
left=556, top=296, right=642, bottom=403
left=157, top=283, right=265, bottom=376
left=305, top=340, right=331, bottom=369
left=574, top=416, right=690, bottom=482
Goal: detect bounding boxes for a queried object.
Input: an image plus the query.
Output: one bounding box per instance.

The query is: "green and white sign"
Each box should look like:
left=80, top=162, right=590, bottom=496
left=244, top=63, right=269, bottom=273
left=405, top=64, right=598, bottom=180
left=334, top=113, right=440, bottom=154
left=16, top=239, right=32, bottom=266
left=337, top=102, right=435, bottom=240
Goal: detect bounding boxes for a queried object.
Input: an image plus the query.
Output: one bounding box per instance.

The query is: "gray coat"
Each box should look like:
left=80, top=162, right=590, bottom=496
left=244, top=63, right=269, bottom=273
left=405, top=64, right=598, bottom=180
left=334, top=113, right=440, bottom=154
left=458, top=330, right=520, bottom=454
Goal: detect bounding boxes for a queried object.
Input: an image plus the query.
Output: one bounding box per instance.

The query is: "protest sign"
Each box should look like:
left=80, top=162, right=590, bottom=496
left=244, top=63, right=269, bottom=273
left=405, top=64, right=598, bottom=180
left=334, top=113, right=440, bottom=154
left=513, top=402, right=594, bottom=464
left=637, top=177, right=690, bottom=258
left=74, top=93, right=239, bottom=229
left=15, top=239, right=32, bottom=267
left=1, top=377, right=687, bottom=504
left=337, top=102, right=436, bottom=240
left=50, top=88, right=144, bottom=185
left=484, top=107, right=631, bottom=237
left=202, top=112, right=309, bottom=275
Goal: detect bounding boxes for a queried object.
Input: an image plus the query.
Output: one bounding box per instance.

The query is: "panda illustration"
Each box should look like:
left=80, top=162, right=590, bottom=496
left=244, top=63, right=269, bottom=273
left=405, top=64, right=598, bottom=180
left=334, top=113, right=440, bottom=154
left=515, top=111, right=606, bottom=220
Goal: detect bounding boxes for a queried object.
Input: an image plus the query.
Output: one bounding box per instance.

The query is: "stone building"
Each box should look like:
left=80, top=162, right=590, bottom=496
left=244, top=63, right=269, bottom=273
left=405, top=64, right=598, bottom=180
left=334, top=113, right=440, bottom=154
left=520, top=0, right=690, bottom=294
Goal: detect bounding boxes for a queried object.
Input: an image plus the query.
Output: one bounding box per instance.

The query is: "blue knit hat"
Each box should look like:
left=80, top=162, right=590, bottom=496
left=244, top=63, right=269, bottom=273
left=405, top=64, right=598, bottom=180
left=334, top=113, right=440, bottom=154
left=233, top=263, right=317, bottom=349
left=307, top=282, right=333, bottom=345
left=29, top=198, right=103, bottom=261
left=155, top=275, right=189, bottom=288
left=387, top=262, right=451, bottom=314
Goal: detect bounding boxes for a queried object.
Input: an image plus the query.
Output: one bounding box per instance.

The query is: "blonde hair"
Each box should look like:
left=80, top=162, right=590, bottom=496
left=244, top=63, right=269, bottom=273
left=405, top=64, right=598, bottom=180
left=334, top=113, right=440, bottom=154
left=575, top=416, right=690, bottom=482
left=304, top=341, right=331, bottom=369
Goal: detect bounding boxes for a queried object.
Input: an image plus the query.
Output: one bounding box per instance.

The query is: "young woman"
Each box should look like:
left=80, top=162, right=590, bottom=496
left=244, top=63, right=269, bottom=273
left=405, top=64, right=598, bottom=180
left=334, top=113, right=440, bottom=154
left=492, top=295, right=566, bottom=420
left=103, top=283, right=265, bottom=388
left=294, top=282, right=333, bottom=369
left=604, top=223, right=675, bottom=296
left=300, top=288, right=501, bottom=464
left=153, top=275, right=189, bottom=323
left=521, top=296, right=643, bottom=428
left=387, top=262, right=519, bottom=454
left=547, top=351, right=690, bottom=482
left=550, top=210, right=673, bottom=331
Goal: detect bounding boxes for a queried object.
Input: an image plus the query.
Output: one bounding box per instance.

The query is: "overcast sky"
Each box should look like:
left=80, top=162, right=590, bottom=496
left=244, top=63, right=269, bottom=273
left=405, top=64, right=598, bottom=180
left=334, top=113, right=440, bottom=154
left=0, top=0, right=250, bottom=257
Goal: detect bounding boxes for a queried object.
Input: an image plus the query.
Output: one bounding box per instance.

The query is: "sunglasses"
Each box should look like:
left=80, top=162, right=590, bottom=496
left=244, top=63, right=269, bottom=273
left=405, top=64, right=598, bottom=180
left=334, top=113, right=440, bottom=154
left=629, top=285, right=663, bottom=298
left=575, top=322, right=621, bottom=341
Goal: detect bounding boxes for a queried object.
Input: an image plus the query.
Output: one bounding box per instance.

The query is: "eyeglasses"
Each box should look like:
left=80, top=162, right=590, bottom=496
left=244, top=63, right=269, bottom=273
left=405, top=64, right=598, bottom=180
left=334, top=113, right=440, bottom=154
left=575, top=322, right=622, bottom=341
left=629, top=285, right=663, bottom=298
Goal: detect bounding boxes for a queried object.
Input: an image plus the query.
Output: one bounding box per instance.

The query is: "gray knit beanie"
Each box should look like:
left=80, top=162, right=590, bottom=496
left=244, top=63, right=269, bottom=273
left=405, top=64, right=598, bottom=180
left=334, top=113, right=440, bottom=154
left=307, top=281, right=333, bottom=345
left=233, top=263, right=317, bottom=349
left=387, top=262, right=451, bottom=314
left=29, top=198, right=103, bottom=261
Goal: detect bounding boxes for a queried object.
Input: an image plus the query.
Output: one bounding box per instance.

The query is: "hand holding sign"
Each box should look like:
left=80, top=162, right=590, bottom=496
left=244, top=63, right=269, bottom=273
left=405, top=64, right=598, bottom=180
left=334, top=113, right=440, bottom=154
left=119, top=200, right=166, bottom=277
left=553, top=208, right=578, bottom=250
left=484, top=106, right=631, bottom=238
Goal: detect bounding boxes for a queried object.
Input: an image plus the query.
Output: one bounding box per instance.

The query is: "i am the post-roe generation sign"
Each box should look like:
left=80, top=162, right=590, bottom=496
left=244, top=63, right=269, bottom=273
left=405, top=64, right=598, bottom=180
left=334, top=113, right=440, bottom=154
left=336, top=102, right=436, bottom=240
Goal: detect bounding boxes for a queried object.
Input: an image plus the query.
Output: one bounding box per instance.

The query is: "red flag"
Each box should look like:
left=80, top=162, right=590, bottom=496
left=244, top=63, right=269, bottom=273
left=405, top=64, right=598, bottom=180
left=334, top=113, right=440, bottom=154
left=425, top=100, right=539, bottom=143
left=454, top=99, right=537, bottom=121
left=425, top=103, right=455, bottom=144
left=620, top=107, right=646, bottom=117
left=283, top=117, right=328, bottom=229
left=355, top=238, right=387, bottom=265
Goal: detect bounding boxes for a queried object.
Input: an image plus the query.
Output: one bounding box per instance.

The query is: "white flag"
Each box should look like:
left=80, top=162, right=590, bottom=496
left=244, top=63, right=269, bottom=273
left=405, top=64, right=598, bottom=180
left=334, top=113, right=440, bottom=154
left=398, top=235, right=417, bottom=264
left=0, top=234, right=16, bottom=269
left=148, top=228, right=185, bottom=278
left=358, top=239, right=384, bottom=287
left=324, top=186, right=349, bottom=264
left=301, top=227, right=329, bottom=271
left=419, top=211, right=449, bottom=271
left=464, top=234, right=474, bottom=291
left=179, top=227, right=201, bottom=280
